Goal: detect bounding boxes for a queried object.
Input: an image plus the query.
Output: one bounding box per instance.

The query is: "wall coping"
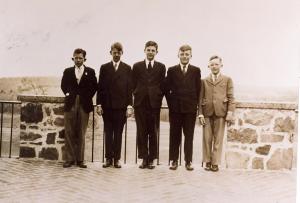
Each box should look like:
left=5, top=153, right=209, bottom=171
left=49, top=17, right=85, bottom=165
left=17, top=94, right=298, bottom=111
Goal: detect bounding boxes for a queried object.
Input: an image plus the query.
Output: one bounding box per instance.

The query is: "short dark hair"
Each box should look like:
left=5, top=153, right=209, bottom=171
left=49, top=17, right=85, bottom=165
left=179, top=44, right=192, bottom=52
left=111, top=42, right=123, bottom=52
left=209, top=55, right=222, bottom=63
left=145, top=41, right=158, bottom=50
left=73, top=48, right=86, bottom=58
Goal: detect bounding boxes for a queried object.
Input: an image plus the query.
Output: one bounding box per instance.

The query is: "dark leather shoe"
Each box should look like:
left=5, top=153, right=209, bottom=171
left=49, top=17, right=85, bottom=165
left=169, top=160, right=178, bottom=170
left=147, top=160, right=155, bottom=169
left=114, top=160, right=121, bottom=168
left=139, top=159, right=148, bottom=169
left=204, top=162, right=211, bottom=171
left=211, top=164, right=219, bottom=172
left=103, top=159, right=113, bottom=168
left=63, top=161, right=74, bottom=168
left=185, top=162, right=194, bottom=171
left=77, top=162, right=87, bottom=168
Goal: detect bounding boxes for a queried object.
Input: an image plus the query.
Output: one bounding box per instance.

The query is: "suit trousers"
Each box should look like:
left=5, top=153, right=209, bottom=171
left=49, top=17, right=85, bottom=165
left=64, top=96, right=89, bottom=163
left=102, top=108, right=126, bottom=160
left=202, top=114, right=225, bottom=165
left=134, top=96, right=160, bottom=160
left=169, top=112, right=196, bottom=163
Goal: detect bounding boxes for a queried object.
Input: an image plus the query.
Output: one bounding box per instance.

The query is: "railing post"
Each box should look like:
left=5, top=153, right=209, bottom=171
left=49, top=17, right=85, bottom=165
left=124, top=119, right=127, bottom=164
left=0, top=103, right=3, bottom=158
left=102, top=127, right=105, bottom=163
left=91, top=108, right=95, bottom=162
left=179, top=129, right=182, bottom=166
left=9, top=103, right=14, bottom=158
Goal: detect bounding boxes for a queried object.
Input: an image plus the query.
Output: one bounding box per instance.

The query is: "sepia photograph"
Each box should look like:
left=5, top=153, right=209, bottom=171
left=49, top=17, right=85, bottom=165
left=0, top=0, right=299, bottom=202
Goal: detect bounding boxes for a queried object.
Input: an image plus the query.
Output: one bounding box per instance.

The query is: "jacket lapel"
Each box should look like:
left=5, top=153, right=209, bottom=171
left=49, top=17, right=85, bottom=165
left=175, top=64, right=184, bottom=79
left=214, top=74, right=224, bottom=85
left=112, top=62, right=125, bottom=81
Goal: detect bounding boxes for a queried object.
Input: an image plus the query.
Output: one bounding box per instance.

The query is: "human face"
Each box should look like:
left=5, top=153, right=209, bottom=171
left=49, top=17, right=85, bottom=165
left=144, top=46, right=157, bottom=61
left=72, top=53, right=85, bottom=67
left=110, top=48, right=123, bottom=63
left=208, top=58, right=223, bottom=75
left=178, top=50, right=192, bottom=65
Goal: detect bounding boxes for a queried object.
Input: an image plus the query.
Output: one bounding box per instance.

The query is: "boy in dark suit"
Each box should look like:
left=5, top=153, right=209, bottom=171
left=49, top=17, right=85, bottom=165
left=96, top=42, right=133, bottom=168
left=132, top=41, right=166, bottom=169
left=198, top=55, right=235, bottom=172
left=165, top=45, right=201, bottom=171
left=61, top=48, right=97, bottom=168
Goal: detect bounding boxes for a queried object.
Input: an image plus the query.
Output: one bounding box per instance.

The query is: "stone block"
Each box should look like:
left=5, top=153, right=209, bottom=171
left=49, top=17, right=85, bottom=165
left=252, top=157, right=264, bottom=169
left=54, top=117, right=64, bottom=127
left=20, top=132, right=42, bottom=141
left=260, top=134, right=284, bottom=143
left=20, top=147, right=36, bottom=158
left=46, top=132, right=56, bottom=144
left=266, top=148, right=293, bottom=170
left=58, top=129, right=65, bottom=139
left=39, top=147, right=59, bottom=160
left=29, top=142, right=43, bottom=145
left=61, top=145, right=66, bottom=161
left=274, top=117, right=295, bottom=133
left=227, top=128, right=258, bottom=144
left=20, top=124, right=26, bottom=130
left=21, top=103, right=43, bottom=123
left=255, top=145, right=271, bottom=155
left=53, top=106, right=64, bottom=115
left=225, top=151, right=250, bottom=169
left=244, top=110, right=273, bottom=126
left=238, top=119, right=243, bottom=126
left=45, top=107, right=51, bottom=116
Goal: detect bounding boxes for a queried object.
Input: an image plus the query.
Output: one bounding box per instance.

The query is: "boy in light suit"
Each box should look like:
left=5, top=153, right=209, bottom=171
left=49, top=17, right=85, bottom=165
left=198, top=55, right=235, bottom=172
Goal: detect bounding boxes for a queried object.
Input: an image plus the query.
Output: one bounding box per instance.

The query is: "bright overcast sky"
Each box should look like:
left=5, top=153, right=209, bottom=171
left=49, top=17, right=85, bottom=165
left=0, top=0, right=299, bottom=87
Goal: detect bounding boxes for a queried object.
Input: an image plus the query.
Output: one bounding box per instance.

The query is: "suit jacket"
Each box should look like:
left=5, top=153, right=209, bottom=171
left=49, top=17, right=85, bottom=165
left=61, top=66, right=97, bottom=113
left=199, top=74, right=235, bottom=117
left=96, top=61, right=133, bottom=109
left=132, top=60, right=166, bottom=108
left=164, top=64, right=201, bottom=113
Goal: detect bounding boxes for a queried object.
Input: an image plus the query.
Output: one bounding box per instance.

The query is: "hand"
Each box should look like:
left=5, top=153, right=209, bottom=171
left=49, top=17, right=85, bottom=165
left=126, top=106, right=133, bottom=117
left=96, top=106, right=103, bottom=116
left=225, top=111, right=235, bottom=127
left=198, top=115, right=206, bottom=125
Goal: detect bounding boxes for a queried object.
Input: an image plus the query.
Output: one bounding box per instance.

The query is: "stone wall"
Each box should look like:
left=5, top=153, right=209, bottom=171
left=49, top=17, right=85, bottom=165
left=225, top=102, right=298, bottom=170
left=18, top=95, right=65, bottom=160
left=17, top=95, right=298, bottom=170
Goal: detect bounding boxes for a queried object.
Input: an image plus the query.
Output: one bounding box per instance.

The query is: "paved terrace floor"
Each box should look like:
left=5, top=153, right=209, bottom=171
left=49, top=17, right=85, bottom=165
left=0, top=158, right=296, bottom=203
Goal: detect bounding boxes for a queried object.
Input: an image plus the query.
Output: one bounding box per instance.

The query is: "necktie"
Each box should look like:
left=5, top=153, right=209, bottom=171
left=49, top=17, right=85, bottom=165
left=182, top=65, right=186, bottom=75
left=114, top=63, right=118, bottom=71
left=148, top=62, right=152, bottom=73
left=76, top=67, right=82, bottom=84
left=213, top=75, right=217, bottom=82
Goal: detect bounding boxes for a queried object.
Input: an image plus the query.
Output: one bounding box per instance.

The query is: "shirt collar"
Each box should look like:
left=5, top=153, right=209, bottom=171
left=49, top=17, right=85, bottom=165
left=75, top=65, right=84, bottom=70
left=145, top=59, right=154, bottom=67
left=180, top=63, right=189, bottom=70
left=211, top=72, right=221, bottom=80
left=112, top=60, right=120, bottom=67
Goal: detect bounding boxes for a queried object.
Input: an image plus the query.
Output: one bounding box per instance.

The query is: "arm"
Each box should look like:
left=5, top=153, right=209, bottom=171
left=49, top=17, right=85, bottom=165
left=198, top=79, right=205, bottom=125
left=225, top=77, right=235, bottom=125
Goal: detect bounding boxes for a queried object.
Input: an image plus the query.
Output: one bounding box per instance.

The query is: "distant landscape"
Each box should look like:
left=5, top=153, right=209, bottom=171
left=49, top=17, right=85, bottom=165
left=0, top=76, right=298, bottom=103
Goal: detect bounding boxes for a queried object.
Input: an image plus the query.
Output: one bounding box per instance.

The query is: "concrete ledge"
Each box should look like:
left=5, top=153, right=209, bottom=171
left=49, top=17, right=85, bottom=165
left=17, top=95, right=64, bottom=103
left=17, top=94, right=298, bottom=111
left=236, top=102, right=298, bottom=111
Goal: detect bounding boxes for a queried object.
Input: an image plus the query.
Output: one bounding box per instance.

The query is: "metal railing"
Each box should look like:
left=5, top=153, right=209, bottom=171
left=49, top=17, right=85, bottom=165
left=90, top=105, right=185, bottom=165
left=0, top=100, right=21, bottom=158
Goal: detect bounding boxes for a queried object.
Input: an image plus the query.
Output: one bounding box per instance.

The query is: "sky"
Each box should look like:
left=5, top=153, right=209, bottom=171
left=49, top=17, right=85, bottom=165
left=0, top=0, right=299, bottom=88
